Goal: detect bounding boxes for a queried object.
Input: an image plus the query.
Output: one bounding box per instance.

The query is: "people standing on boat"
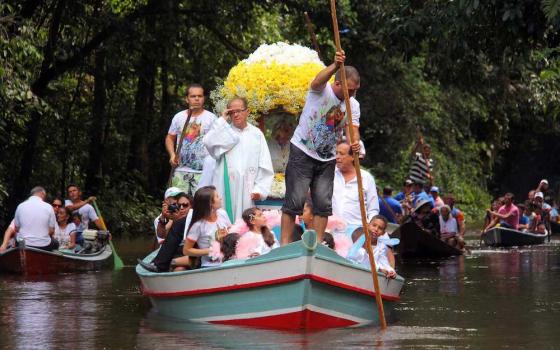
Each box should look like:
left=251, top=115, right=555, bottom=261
left=153, top=187, right=190, bottom=245
left=166, top=84, right=218, bottom=196
left=535, top=179, right=554, bottom=205
left=54, top=206, right=78, bottom=250
left=0, top=187, right=58, bottom=252
left=378, top=186, right=403, bottom=224
left=332, top=142, right=378, bottom=233
left=138, top=193, right=194, bottom=272
left=408, top=138, right=434, bottom=187
left=347, top=215, right=396, bottom=278
left=485, top=193, right=520, bottom=231
left=203, top=97, right=274, bottom=221
left=280, top=51, right=361, bottom=245
left=235, top=208, right=279, bottom=259
left=183, top=186, right=231, bottom=268
left=267, top=118, right=294, bottom=173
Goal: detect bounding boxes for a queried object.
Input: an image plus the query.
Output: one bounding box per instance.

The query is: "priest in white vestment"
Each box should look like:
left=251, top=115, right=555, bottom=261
left=203, top=97, right=274, bottom=221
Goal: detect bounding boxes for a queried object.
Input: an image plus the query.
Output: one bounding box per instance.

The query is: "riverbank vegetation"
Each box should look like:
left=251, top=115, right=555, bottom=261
left=2, top=1, right=560, bottom=235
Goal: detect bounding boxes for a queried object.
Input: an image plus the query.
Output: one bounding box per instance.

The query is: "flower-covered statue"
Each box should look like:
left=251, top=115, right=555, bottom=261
left=211, top=42, right=327, bottom=199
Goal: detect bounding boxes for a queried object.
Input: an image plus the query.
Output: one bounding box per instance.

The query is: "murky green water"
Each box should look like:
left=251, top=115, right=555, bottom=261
left=1, top=235, right=559, bottom=349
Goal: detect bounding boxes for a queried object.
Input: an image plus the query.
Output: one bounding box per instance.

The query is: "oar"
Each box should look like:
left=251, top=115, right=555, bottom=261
left=329, top=0, right=387, bottom=329
left=304, top=12, right=323, bottom=61
left=92, top=200, right=124, bottom=270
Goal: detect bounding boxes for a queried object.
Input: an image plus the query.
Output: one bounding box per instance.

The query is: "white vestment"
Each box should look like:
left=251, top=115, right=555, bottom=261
left=203, top=118, right=274, bottom=220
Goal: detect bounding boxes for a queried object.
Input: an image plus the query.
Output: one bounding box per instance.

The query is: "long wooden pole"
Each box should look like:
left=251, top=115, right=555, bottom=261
left=329, top=0, right=387, bottom=329
left=304, top=12, right=323, bottom=61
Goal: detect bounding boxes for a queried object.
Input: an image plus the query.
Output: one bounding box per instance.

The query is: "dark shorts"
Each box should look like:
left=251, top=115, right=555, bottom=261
left=282, top=143, right=336, bottom=217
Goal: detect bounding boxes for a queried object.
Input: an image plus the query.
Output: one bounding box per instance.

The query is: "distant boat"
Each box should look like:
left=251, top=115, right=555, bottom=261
left=0, top=241, right=113, bottom=275
left=391, top=221, right=463, bottom=258
left=481, top=227, right=548, bottom=247
left=137, top=230, right=404, bottom=330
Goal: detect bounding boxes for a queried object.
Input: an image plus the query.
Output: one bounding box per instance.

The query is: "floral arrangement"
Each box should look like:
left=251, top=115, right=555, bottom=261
left=269, top=173, right=286, bottom=199
left=211, top=42, right=326, bottom=122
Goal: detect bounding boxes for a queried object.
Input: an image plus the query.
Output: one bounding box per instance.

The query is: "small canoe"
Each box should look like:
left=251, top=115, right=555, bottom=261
left=391, top=222, right=463, bottom=258
left=137, top=230, right=404, bottom=330
left=0, top=243, right=113, bottom=275
left=481, top=227, right=548, bottom=247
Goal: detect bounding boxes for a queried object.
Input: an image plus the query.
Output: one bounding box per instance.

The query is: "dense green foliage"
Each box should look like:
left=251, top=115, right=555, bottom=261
left=2, top=0, right=560, bottom=234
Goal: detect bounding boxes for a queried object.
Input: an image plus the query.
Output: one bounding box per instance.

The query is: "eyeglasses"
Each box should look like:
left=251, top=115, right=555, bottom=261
left=229, top=109, right=247, bottom=115
left=177, top=203, right=190, bottom=209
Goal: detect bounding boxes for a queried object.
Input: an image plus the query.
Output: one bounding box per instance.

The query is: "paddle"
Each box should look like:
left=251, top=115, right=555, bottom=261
left=330, top=0, right=387, bottom=329
left=92, top=200, right=124, bottom=270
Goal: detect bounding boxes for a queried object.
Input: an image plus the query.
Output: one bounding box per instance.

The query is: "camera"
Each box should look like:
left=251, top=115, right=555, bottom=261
left=168, top=203, right=179, bottom=213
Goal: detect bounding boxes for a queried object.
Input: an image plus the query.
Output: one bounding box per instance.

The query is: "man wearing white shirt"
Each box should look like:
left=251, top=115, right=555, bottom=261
left=1, top=186, right=58, bottom=251
left=332, top=142, right=379, bottom=232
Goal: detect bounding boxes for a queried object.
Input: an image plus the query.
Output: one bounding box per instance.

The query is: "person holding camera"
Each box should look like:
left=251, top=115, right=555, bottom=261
left=154, top=187, right=192, bottom=244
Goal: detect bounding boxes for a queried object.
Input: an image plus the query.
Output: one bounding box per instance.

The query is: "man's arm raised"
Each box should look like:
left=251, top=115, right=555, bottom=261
left=310, top=51, right=345, bottom=91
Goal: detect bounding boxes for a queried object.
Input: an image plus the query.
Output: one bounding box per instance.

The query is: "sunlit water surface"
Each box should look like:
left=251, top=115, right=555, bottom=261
left=1, top=235, right=559, bottom=349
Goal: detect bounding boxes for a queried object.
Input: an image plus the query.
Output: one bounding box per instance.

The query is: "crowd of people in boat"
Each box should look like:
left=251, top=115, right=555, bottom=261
left=137, top=49, right=478, bottom=275
left=0, top=185, right=104, bottom=253
left=483, top=180, right=559, bottom=235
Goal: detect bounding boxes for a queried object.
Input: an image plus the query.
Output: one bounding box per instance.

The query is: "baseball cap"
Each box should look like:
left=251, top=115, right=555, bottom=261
left=430, top=186, right=439, bottom=193
left=534, top=191, right=544, bottom=199
left=404, top=179, right=413, bottom=186
left=164, top=187, right=183, bottom=199
left=540, top=179, right=549, bottom=185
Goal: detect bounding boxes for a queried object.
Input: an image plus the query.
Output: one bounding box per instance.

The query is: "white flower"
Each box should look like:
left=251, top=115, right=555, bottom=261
left=243, top=42, right=324, bottom=66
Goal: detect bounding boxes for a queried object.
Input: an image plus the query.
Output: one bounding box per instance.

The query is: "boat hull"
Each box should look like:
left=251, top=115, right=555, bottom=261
left=0, top=245, right=113, bottom=275
left=138, top=231, right=403, bottom=330
left=391, top=222, right=463, bottom=258
left=482, top=227, right=548, bottom=247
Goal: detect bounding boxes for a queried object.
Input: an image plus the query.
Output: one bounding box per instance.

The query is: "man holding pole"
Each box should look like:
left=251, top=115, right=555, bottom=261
left=280, top=51, right=361, bottom=245
left=166, top=84, right=217, bottom=196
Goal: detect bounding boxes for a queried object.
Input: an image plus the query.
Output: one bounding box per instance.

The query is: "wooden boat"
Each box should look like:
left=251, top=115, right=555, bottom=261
left=0, top=243, right=113, bottom=275
left=481, top=227, right=548, bottom=247
left=390, top=221, right=463, bottom=258
left=137, top=230, right=404, bottom=330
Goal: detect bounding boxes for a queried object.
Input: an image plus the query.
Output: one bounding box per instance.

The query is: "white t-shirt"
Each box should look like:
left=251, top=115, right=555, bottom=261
left=186, top=209, right=231, bottom=267
left=291, top=83, right=360, bottom=161
left=439, top=215, right=458, bottom=236
left=55, top=223, right=77, bottom=247
left=332, top=168, right=379, bottom=227
left=65, top=200, right=99, bottom=232
left=14, top=196, right=56, bottom=247
left=168, top=109, right=217, bottom=172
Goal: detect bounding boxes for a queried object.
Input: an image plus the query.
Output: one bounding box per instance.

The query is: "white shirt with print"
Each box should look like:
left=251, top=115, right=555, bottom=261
left=168, top=109, right=217, bottom=172
left=186, top=209, right=231, bottom=267
left=291, top=83, right=360, bottom=161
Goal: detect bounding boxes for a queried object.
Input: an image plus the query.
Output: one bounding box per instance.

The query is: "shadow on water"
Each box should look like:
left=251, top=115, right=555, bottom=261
left=0, top=236, right=559, bottom=349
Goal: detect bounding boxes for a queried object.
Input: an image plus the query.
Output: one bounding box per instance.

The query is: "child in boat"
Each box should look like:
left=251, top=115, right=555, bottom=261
left=235, top=208, right=279, bottom=259
left=221, top=232, right=240, bottom=262
left=347, top=215, right=397, bottom=278
left=182, top=186, right=231, bottom=268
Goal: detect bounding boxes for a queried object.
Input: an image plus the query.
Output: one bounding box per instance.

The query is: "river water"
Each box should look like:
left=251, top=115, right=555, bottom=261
left=1, top=235, right=559, bottom=349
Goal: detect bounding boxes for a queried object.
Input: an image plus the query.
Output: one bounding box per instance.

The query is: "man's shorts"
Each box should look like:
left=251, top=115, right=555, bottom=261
left=281, top=144, right=335, bottom=217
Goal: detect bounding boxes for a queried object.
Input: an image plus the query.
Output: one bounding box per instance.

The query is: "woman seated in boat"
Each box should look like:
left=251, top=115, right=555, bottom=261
left=55, top=207, right=79, bottom=250
left=234, top=208, right=279, bottom=259
left=182, top=186, right=231, bottom=268
left=347, top=215, right=397, bottom=278
left=438, top=205, right=464, bottom=250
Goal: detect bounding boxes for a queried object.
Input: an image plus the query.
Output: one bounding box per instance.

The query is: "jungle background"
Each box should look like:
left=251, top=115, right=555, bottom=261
left=2, top=0, right=560, bottom=236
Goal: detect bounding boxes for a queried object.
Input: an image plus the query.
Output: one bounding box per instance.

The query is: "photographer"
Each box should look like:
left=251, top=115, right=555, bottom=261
left=154, top=187, right=192, bottom=244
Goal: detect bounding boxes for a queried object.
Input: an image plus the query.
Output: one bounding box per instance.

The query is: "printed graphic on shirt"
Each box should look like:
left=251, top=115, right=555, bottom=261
left=180, top=121, right=207, bottom=171
left=301, top=102, right=346, bottom=159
